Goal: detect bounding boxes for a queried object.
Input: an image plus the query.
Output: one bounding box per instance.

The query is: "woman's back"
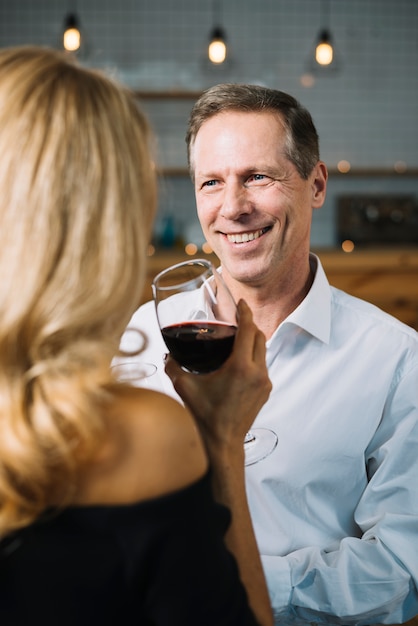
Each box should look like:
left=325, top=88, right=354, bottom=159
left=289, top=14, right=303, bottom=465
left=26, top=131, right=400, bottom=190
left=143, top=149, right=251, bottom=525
left=73, top=386, right=208, bottom=506
left=0, top=388, right=258, bottom=626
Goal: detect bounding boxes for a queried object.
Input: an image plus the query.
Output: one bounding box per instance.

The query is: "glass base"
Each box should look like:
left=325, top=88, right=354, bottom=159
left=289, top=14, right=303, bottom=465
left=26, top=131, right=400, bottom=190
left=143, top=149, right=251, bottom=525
left=244, top=428, right=278, bottom=466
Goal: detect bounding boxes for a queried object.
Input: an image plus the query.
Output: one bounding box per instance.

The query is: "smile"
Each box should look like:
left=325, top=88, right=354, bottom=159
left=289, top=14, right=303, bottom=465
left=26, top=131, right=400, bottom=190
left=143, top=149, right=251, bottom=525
left=226, top=227, right=270, bottom=244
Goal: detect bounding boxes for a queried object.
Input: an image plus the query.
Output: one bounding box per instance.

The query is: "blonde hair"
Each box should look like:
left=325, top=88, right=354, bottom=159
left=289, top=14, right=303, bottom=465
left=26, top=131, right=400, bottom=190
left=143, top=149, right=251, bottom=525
left=0, top=46, right=157, bottom=536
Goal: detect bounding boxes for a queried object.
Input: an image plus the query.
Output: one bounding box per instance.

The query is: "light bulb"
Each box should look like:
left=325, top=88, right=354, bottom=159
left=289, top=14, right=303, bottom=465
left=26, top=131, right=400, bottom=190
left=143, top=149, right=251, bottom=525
left=209, top=38, right=226, bottom=64
left=63, top=14, right=81, bottom=52
left=315, top=41, right=333, bottom=65
left=315, top=29, right=333, bottom=65
left=63, top=27, right=81, bottom=51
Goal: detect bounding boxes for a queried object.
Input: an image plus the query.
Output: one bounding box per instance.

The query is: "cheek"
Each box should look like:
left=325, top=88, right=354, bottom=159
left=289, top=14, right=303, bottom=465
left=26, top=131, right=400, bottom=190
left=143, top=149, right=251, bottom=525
left=196, top=199, right=216, bottom=227
left=252, top=185, right=288, bottom=214
left=195, top=208, right=210, bottom=240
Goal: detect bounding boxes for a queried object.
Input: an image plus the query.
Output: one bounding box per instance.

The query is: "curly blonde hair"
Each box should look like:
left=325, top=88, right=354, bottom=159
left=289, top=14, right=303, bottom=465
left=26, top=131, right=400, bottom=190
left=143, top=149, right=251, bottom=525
left=0, top=46, right=157, bottom=537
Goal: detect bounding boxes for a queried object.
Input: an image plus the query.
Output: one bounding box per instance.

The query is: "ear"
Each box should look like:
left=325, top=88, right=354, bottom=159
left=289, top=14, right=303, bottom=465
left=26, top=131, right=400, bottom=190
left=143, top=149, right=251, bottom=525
left=311, top=161, right=328, bottom=209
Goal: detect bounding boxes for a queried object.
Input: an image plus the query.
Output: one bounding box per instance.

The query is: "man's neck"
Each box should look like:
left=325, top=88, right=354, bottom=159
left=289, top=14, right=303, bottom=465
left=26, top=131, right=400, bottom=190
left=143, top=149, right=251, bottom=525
left=224, top=258, right=315, bottom=340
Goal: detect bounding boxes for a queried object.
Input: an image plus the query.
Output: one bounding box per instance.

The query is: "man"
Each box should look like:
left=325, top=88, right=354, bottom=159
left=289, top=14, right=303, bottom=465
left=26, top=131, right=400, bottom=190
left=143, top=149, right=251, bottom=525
left=125, top=84, right=418, bottom=625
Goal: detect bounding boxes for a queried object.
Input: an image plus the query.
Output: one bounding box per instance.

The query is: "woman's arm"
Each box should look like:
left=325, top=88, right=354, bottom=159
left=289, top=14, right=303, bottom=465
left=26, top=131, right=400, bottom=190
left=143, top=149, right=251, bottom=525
left=165, top=300, right=274, bottom=626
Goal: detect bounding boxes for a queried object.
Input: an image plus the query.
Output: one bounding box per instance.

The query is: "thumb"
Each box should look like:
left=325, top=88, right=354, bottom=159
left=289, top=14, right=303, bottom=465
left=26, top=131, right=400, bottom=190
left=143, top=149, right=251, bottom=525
left=164, top=354, right=189, bottom=394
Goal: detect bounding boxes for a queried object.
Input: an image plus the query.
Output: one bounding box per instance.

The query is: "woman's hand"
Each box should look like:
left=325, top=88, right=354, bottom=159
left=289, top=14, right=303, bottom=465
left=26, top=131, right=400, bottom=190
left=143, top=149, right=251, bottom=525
left=164, top=299, right=272, bottom=455
left=165, top=300, right=274, bottom=626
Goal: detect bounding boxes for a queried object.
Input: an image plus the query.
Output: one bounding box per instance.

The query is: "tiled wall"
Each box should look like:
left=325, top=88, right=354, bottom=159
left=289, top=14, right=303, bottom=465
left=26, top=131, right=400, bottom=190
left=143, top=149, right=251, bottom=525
left=1, top=0, right=417, bottom=248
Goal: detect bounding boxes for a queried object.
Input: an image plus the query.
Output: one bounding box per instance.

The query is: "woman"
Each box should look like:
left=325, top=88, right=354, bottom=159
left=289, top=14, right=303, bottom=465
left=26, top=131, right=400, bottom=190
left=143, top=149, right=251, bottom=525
left=0, top=47, right=273, bottom=625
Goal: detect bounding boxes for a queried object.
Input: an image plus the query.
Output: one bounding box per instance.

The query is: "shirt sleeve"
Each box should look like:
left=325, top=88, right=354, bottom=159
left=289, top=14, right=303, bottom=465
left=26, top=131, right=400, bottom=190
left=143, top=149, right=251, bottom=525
left=263, top=361, right=418, bottom=625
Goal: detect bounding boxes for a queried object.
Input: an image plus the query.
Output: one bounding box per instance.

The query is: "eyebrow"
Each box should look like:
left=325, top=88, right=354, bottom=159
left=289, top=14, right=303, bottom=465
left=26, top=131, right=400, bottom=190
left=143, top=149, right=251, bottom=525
left=196, top=162, right=282, bottom=176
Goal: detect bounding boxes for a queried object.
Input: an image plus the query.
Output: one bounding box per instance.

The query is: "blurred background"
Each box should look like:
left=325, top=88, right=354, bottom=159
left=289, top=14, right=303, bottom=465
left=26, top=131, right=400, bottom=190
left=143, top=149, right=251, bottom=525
left=1, top=0, right=417, bottom=326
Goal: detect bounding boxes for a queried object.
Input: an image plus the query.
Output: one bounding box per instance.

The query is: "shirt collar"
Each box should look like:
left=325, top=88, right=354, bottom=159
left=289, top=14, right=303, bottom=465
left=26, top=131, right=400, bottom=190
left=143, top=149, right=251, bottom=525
left=187, top=281, right=218, bottom=321
left=268, top=253, right=331, bottom=345
left=187, top=255, right=332, bottom=343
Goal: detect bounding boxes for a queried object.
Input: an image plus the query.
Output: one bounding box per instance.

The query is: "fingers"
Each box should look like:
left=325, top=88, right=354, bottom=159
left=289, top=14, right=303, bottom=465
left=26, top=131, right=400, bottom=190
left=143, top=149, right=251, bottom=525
left=164, top=353, right=189, bottom=383
left=164, top=354, right=187, bottom=393
left=253, top=327, right=267, bottom=363
left=234, top=299, right=267, bottom=365
left=164, top=353, right=203, bottom=403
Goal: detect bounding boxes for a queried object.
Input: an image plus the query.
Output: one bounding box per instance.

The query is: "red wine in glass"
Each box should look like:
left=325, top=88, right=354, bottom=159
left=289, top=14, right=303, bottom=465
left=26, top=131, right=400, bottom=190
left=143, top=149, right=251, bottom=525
left=161, top=320, right=237, bottom=374
left=152, top=259, right=238, bottom=374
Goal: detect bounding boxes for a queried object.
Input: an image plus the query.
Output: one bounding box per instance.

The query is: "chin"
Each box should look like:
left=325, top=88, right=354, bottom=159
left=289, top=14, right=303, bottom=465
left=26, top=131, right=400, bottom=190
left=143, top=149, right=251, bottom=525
left=225, top=258, right=267, bottom=283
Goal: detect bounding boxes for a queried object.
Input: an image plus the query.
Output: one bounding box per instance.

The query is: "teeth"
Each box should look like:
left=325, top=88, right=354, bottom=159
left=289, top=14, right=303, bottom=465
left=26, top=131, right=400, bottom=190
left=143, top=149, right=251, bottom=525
left=227, top=229, right=265, bottom=244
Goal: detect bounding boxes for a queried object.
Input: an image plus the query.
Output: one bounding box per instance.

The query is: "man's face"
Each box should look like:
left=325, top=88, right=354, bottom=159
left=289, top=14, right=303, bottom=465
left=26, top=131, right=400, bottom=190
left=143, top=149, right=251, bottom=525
left=191, top=110, right=326, bottom=289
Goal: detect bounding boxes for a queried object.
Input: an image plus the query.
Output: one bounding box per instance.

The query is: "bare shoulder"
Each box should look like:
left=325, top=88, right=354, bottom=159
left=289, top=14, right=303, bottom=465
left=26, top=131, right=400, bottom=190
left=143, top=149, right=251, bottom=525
left=77, top=386, right=208, bottom=506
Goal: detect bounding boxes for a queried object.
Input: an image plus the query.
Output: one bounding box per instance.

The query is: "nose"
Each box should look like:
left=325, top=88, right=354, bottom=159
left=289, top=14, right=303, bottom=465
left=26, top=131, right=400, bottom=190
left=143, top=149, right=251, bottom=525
left=219, top=182, right=253, bottom=220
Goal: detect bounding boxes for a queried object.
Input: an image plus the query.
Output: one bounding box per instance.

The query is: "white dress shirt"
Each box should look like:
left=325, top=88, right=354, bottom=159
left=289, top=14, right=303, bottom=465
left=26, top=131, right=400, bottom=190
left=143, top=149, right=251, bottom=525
left=122, top=254, right=418, bottom=626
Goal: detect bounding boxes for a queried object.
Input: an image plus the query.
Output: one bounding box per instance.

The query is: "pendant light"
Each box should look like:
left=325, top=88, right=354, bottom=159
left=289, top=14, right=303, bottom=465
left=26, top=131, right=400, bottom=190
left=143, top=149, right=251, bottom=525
left=314, top=0, right=334, bottom=66
left=316, top=29, right=333, bottom=65
left=208, top=1, right=227, bottom=64
left=63, top=10, right=81, bottom=52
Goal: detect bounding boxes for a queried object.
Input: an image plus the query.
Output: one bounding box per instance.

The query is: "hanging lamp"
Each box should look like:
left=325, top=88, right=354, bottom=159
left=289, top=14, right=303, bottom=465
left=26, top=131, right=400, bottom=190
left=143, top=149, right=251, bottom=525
left=208, top=1, right=227, bottom=64
left=314, top=0, right=334, bottom=66
left=315, top=29, right=333, bottom=65
left=63, top=11, right=81, bottom=52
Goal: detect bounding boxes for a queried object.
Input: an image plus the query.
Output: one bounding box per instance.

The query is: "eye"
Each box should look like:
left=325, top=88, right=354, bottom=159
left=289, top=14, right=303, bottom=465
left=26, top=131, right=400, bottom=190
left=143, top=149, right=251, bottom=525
left=200, top=178, right=219, bottom=194
left=247, top=173, right=270, bottom=185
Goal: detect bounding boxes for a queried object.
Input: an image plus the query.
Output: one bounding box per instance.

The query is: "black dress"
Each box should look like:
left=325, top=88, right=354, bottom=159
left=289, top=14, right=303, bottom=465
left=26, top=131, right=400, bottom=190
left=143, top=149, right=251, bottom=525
left=0, top=471, right=259, bottom=625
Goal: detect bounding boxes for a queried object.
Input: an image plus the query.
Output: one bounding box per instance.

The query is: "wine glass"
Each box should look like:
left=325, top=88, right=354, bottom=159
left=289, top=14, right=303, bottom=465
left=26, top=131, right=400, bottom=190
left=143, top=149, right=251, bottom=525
left=152, top=258, right=277, bottom=465
left=111, top=361, right=158, bottom=388
left=152, top=259, right=236, bottom=374
left=243, top=428, right=278, bottom=466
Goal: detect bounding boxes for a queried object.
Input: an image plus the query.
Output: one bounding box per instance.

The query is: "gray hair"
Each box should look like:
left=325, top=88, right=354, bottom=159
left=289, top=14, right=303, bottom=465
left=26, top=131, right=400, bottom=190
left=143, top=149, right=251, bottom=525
left=186, top=83, right=320, bottom=180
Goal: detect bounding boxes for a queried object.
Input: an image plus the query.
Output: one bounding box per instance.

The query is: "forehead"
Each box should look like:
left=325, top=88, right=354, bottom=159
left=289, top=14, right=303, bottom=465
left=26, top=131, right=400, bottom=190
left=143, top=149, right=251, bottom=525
left=196, top=109, right=285, bottom=140
left=191, top=110, right=288, bottom=167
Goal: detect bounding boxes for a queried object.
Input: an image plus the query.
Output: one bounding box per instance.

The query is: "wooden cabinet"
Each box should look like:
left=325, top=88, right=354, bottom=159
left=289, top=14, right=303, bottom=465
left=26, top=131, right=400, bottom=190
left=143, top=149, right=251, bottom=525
left=317, top=248, right=418, bottom=330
